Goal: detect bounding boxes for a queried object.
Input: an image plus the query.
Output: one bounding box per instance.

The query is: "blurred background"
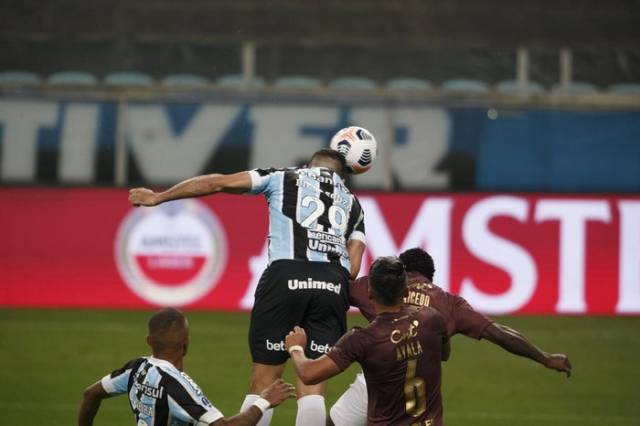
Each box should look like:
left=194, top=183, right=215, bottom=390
left=1, top=1, right=639, bottom=425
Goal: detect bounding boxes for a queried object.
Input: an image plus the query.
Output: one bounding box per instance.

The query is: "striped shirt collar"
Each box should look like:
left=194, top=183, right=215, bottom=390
left=148, top=356, right=177, bottom=370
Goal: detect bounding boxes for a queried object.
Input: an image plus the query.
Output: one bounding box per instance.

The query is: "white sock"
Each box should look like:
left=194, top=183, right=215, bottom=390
left=295, top=394, right=326, bottom=426
left=241, top=394, right=274, bottom=426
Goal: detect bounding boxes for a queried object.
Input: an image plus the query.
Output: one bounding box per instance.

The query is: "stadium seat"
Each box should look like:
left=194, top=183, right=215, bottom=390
left=608, top=83, right=640, bottom=95
left=47, top=71, right=98, bottom=85
left=104, top=72, right=154, bottom=86
left=495, top=79, right=545, bottom=94
left=0, top=70, right=41, bottom=85
left=328, top=77, right=377, bottom=90
left=161, top=74, right=210, bottom=87
left=385, top=78, right=433, bottom=91
left=551, top=81, right=599, bottom=94
left=216, top=74, right=265, bottom=88
left=273, top=76, right=322, bottom=89
left=440, top=79, right=490, bottom=93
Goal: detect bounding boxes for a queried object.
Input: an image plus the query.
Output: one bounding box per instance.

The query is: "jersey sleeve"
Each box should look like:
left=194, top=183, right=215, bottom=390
left=348, top=276, right=376, bottom=322
left=162, top=371, right=224, bottom=424
left=247, top=168, right=278, bottom=195
left=100, top=358, right=141, bottom=395
left=451, top=295, right=492, bottom=339
left=346, top=198, right=366, bottom=243
left=326, top=327, right=368, bottom=371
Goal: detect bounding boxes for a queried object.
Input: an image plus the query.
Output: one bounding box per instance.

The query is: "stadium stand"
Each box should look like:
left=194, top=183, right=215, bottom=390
left=441, top=79, right=490, bottom=93
left=0, top=1, right=638, bottom=95
left=551, top=82, right=599, bottom=94
left=0, top=71, right=41, bottom=85
left=48, top=71, right=99, bottom=85
left=104, top=72, right=154, bottom=86
left=273, top=76, right=323, bottom=89
left=216, top=74, right=265, bottom=88
left=608, top=83, right=640, bottom=95
left=495, top=80, right=545, bottom=94
left=385, top=78, right=434, bottom=91
left=329, top=77, right=378, bottom=90
left=161, top=74, right=210, bottom=87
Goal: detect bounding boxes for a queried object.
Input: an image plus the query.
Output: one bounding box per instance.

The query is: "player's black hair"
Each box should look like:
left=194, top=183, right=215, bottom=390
left=369, top=256, right=407, bottom=306
left=148, top=307, right=188, bottom=352
left=309, top=148, right=348, bottom=178
left=399, top=247, right=435, bottom=282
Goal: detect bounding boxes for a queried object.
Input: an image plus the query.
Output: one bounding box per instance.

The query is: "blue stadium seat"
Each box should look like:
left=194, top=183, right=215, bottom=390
left=608, top=83, right=640, bottom=95
left=385, top=78, right=433, bottom=91
left=551, top=82, right=599, bottom=94
left=273, top=76, right=322, bottom=89
left=440, top=79, right=490, bottom=93
left=216, top=74, right=265, bottom=88
left=161, top=74, right=210, bottom=87
left=0, top=70, right=41, bottom=85
left=495, top=79, right=545, bottom=94
left=329, top=77, right=377, bottom=90
left=104, top=72, right=154, bottom=86
left=48, top=71, right=98, bottom=85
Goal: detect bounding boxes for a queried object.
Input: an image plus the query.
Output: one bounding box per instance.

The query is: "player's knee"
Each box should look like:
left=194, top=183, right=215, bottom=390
left=248, top=363, right=285, bottom=393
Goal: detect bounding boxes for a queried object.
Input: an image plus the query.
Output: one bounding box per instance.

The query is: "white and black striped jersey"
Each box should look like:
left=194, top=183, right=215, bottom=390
left=101, top=356, right=223, bottom=426
left=248, top=166, right=365, bottom=272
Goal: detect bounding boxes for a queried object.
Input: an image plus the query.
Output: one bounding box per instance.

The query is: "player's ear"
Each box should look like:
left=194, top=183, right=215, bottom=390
left=145, top=335, right=152, bottom=347
left=367, top=286, right=373, bottom=300
left=183, top=333, right=190, bottom=357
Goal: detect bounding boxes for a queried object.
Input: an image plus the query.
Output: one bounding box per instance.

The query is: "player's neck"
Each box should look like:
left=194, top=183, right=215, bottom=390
left=373, top=302, right=403, bottom=316
left=152, top=351, right=184, bottom=371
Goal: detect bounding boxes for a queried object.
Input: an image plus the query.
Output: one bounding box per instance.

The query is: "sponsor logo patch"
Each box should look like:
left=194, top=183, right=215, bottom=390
left=115, top=200, right=227, bottom=306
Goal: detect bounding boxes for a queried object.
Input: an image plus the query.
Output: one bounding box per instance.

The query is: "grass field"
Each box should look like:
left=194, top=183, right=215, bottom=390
left=0, top=309, right=638, bottom=425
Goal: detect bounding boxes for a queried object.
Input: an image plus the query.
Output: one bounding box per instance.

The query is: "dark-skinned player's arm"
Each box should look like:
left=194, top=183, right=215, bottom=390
left=285, top=326, right=343, bottom=385
left=441, top=335, right=451, bottom=361
left=77, top=382, right=113, bottom=426
left=129, top=171, right=253, bottom=207
left=481, top=322, right=572, bottom=377
left=347, top=239, right=365, bottom=279
left=211, top=379, right=296, bottom=426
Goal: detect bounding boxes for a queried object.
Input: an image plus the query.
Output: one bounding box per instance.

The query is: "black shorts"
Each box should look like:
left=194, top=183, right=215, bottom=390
left=249, top=260, right=350, bottom=365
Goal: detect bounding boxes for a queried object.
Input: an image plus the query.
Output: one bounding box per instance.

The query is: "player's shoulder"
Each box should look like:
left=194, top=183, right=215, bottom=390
left=253, top=167, right=293, bottom=177
left=109, top=356, right=145, bottom=378
left=351, top=275, right=370, bottom=287
left=414, top=306, right=446, bottom=329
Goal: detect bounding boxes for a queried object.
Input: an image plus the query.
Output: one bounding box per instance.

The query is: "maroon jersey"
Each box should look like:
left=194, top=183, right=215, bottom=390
left=328, top=305, right=447, bottom=426
left=349, top=272, right=491, bottom=339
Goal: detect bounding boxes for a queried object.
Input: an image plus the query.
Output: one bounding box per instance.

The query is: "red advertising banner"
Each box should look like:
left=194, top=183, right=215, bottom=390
left=1, top=188, right=639, bottom=315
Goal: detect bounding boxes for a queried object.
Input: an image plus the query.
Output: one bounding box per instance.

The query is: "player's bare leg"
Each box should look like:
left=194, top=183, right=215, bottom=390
left=295, top=377, right=327, bottom=426
left=241, top=362, right=286, bottom=426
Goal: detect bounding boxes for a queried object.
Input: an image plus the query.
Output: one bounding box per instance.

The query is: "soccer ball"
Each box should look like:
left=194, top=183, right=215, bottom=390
left=329, top=126, right=378, bottom=174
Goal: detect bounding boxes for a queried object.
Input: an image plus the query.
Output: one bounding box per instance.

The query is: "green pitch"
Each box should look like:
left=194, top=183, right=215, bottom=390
left=0, top=309, right=638, bottom=425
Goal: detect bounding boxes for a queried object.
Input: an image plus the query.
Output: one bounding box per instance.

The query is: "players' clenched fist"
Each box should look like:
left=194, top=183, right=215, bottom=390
left=285, top=326, right=308, bottom=351
left=545, top=353, right=572, bottom=377
left=129, top=188, right=159, bottom=207
left=260, top=379, right=296, bottom=407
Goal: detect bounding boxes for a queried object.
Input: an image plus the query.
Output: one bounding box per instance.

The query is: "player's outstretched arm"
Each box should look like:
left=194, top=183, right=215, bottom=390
left=211, top=379, right=295, bottom=426
left=481, top=323, right=572, bottom=377
left=347, top=239, right=366, bottom=279
left=285, top=326, right=342, bottom=385
left=77, top=381, right=110, bottom=426
left=442, top=336, right=451, bottom=361
left=129, top=172, right=252, bottom=207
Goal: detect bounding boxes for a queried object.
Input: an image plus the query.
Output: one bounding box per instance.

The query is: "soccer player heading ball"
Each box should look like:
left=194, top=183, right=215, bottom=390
left=129, top=138, right=369, bottom=426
